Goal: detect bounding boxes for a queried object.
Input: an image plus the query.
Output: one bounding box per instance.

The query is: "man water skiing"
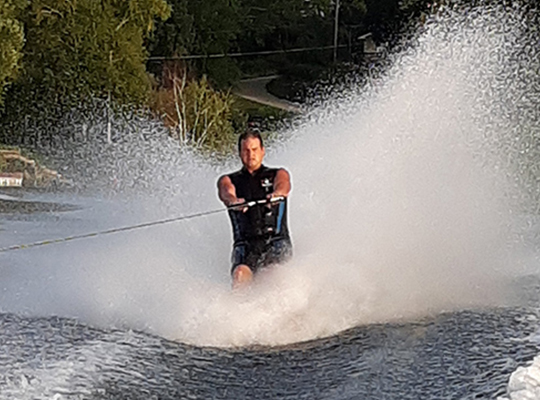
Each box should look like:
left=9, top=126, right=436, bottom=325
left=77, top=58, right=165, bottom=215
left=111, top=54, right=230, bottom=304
left=218, top=129, right=292, bottom=288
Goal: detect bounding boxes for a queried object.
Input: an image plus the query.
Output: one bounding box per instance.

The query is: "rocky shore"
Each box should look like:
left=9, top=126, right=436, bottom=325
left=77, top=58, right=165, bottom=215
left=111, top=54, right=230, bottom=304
left=0, top=148, right=66, bottom=188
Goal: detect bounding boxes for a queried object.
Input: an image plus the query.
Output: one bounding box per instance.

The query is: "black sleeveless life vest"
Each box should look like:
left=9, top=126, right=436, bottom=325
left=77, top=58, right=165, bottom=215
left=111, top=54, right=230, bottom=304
left=227, top=165, right=290, bottom=244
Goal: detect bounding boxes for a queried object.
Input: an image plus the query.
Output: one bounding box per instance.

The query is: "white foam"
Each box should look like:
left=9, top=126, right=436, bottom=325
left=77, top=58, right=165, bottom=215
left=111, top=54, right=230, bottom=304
left=502, top=355, right=540, bottom=400
left=0, top=3, right=538, bottom=349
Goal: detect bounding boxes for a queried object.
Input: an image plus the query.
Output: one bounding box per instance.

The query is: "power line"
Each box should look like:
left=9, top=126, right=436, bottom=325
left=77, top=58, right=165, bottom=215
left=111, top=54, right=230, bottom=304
left=148, top=44, right=350, bottom=61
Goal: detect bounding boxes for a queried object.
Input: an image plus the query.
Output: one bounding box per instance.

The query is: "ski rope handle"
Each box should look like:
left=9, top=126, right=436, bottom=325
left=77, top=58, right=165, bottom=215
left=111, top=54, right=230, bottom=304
left=226, top=196, right=285, bottom=210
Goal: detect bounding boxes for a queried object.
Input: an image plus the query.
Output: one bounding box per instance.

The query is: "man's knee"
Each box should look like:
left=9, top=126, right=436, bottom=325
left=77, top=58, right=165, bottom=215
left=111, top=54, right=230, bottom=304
left=232, top=264, right=253, bottom=287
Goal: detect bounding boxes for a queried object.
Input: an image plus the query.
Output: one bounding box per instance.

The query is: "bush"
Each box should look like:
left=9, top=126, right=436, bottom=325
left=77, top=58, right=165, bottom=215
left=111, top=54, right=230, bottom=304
left=150, top=72, right=245, bottom=152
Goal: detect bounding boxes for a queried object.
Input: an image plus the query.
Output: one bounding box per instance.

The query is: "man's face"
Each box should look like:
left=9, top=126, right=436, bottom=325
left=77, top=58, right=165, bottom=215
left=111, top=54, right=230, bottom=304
left=240, top=136, right=265, bottom=173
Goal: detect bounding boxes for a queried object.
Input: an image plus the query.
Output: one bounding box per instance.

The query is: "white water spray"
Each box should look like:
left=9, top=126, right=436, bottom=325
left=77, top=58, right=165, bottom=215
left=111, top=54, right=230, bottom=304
left=1, top=3, right=539, bottom=347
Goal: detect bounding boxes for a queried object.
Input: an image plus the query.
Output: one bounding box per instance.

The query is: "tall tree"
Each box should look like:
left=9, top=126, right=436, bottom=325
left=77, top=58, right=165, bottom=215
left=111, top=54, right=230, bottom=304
left=187, top=0, right=243, bottom=86
left=149, top=0, right=348, bottom=85
left=149, top=0, right=244, bottom=86
left=149, top=0, right=243, bottom=59
left=148, top=0, right=194, bottom=59
left=188, top=0, right=242, bottom=55
left=18, top=0, right=170, bottom=106
left=0, top=0, right=25, bottom=106
left=238, top=0, right=334, bottom=50
left=364, top=0, right=430, bottom=41
left=338, top=0, right=368, bottom=43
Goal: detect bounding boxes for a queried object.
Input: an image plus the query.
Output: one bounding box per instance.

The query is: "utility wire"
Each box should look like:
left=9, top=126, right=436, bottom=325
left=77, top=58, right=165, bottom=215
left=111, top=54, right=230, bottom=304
left=148, top=44, right=350, bottom=61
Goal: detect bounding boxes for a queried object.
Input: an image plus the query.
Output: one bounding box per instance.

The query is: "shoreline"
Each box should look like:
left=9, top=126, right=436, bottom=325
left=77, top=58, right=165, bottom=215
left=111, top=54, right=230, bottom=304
left=0, top=188, right=79, bottom=214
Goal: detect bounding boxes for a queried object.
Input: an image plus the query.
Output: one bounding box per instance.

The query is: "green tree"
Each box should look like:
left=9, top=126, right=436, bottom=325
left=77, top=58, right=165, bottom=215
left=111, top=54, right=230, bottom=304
left=18, top=0, right=170, bottom=106
left=187, top=0, right=243, bottom=86
left=238, top=0, right=333, bottom=50
left=149, top=0, right=345, bottom=85
left=188, top=0, right=242, bottom=55
left=0, top=0, right=25, bottom=106
left=364, top=0, right=430, bottom=41
left=149, top=0, right=243, bottom=60
left=148, top=0, right=193, bottom=59
left=149, top=0, right=243, bottom=87
left=339, top=0, right=368, bottom=45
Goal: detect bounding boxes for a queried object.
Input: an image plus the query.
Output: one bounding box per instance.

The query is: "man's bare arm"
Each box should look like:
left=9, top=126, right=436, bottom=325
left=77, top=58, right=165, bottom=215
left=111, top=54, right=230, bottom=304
left=218, top=175, right=244, bottom=206
left=271, top=169, right=291, bottom=198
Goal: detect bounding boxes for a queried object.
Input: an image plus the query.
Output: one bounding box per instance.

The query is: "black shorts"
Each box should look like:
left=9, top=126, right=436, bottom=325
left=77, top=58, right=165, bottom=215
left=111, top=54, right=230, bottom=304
left=231, top=237, right=292, bottom=274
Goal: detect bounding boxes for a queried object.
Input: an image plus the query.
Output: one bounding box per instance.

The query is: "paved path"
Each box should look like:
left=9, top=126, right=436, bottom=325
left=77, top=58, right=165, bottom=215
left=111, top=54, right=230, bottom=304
left=233, top=76, right=303, bottom=114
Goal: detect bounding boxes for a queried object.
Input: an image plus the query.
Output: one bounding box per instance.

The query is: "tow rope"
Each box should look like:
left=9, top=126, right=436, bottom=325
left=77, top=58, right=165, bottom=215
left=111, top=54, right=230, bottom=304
left=0, top=197, right=284, bottom=254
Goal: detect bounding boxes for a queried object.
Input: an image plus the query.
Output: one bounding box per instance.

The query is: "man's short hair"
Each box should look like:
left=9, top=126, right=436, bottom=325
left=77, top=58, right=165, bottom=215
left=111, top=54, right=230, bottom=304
left=238, top=128, right=264, bottom=153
